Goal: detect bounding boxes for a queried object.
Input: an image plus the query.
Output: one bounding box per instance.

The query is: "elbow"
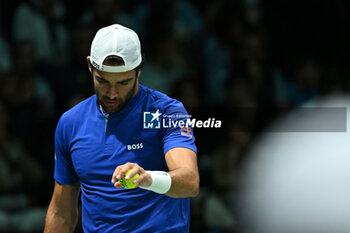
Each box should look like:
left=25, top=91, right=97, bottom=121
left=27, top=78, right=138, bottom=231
left=190, top=176, right=200, bottom=197
left=45, top=207, right=79, bottom=232
left=191, top=186, right=199, bottom=197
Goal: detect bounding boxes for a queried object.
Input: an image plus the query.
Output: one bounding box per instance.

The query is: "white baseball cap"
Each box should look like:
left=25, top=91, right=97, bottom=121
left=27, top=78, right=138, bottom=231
left=90, top=24, right=142, bottom=73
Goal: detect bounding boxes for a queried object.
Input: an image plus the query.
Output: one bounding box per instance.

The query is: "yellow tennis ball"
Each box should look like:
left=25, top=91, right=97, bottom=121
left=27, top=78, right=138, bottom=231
left=120, top=169, right=139, bottom=189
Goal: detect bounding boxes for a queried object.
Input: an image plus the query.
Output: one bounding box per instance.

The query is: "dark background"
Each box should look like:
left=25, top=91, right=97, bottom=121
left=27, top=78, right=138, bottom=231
left=0, top=0, right=349, bottom=232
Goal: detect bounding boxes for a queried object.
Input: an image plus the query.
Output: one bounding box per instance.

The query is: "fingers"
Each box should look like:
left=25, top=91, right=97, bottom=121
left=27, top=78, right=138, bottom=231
left=125, top=165, right=142, bottom=180
left=111, top=162, right=134, bottom=183
left=111, top=162, right=146, bottom=188
left=133, top=172, right=152, bottom=187
left=111, top=166, right=122, bottom=183
left=114, top=181, right=123, bottom=188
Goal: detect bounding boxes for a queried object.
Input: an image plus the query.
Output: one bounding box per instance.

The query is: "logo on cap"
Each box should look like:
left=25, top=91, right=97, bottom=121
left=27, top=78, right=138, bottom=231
left=91, top=60, right=100, bottom=70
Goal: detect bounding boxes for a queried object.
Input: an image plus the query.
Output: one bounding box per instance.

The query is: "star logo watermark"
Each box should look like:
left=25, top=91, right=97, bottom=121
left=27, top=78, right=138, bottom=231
left=143, top=109, right=162, bottom=129
left=150, top=109, right=162, bottom=123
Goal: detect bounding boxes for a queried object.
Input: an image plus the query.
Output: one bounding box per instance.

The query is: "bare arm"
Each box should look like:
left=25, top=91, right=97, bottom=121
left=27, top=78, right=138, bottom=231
left=44, top=181, right=80, bottom=233
left=164, top=147, right=199, bottom=198
left=111, top=147, right=199, bottom=198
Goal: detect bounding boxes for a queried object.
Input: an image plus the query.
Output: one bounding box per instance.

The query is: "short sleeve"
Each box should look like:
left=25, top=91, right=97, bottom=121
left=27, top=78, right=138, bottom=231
left=54, top=115, right=79, bottom=184
left=161, top=102, right=197, bottom=155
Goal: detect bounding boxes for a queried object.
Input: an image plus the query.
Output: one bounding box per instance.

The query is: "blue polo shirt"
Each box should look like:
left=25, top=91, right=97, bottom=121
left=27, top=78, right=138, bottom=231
left=54, top=84, right=197, bottom=233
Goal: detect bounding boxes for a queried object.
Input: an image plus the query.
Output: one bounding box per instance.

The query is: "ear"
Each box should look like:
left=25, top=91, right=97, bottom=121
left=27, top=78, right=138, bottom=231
left=136, top=70, right=142, bottom=79
left=86, top=56, right=92, bottom=74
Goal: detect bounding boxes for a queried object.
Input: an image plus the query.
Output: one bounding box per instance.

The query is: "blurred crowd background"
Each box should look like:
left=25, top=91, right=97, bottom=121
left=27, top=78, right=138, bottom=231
left=1, top=0, right=350, bottom=232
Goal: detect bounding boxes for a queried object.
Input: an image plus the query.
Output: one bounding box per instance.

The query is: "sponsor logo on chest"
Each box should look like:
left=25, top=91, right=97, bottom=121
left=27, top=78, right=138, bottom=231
left=127, top=143, right=143, bottom=150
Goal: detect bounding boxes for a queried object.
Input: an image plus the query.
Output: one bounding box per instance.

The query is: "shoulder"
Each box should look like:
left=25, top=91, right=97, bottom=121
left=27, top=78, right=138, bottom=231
left=55, top=95, right=97, bottom=145
left=59, top=95, right=97, bottom=125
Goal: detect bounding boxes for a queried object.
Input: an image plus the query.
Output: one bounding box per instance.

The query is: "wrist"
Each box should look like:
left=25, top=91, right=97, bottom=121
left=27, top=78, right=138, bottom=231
left=139, top=171, right=172, bottom=194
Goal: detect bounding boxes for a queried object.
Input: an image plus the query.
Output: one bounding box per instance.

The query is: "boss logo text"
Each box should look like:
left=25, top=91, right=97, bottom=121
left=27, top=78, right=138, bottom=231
left=127, top=143, right=143, bottom=150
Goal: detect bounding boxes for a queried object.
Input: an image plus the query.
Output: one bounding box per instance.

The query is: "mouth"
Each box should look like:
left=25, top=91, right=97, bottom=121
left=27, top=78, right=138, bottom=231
left=104, top=99, right=118, bottom=107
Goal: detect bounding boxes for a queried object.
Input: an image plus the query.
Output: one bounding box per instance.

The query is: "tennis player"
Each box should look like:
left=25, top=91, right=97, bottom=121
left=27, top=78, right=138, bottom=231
left=44, top=24, right=199, bottom=233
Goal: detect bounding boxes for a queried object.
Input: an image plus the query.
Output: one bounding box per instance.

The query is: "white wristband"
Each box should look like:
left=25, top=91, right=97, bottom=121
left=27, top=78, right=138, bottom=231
left=139, top=171, right=172, bottom=194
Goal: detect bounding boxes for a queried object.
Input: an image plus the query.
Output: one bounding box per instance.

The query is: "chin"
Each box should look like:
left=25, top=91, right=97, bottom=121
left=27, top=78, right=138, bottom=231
left=106, top=105, right=123, bottom=114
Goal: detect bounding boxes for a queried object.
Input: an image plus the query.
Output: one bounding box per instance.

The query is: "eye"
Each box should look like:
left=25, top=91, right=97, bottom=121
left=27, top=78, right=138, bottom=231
left=96, top=77, right=107, bottom=83
left=120, top=81, right=130, bottom=85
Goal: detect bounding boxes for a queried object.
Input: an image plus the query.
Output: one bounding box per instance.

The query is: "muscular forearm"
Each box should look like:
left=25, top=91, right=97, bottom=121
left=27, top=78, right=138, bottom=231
left=166, top=167, right=199, bottom=198
left=44, top=206, right=78, bottom=233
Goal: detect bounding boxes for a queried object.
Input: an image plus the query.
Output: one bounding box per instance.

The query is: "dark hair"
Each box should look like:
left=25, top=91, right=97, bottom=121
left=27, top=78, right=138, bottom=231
left=103, top=55, right=125, bottom=66
left=91, top=54, right=145, bottom=74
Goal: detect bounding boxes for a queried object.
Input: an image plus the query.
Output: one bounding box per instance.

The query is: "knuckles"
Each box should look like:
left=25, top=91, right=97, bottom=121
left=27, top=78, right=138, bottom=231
left=113, top=162, right=144, bottom=177
left=125, top=162, right=137, bottom=167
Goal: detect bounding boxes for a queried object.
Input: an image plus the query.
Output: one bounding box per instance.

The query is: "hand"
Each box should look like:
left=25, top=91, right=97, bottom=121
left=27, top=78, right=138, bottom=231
left=111, top=162, right=152, bottom=189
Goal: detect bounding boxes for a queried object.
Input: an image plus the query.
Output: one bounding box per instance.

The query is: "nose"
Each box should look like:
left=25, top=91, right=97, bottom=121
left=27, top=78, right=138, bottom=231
left=106, top=85, right=119, bottom=99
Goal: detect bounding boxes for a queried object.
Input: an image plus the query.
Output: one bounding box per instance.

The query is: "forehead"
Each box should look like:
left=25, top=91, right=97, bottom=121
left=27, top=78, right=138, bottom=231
left=93, top=69, right=135, bottom=82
